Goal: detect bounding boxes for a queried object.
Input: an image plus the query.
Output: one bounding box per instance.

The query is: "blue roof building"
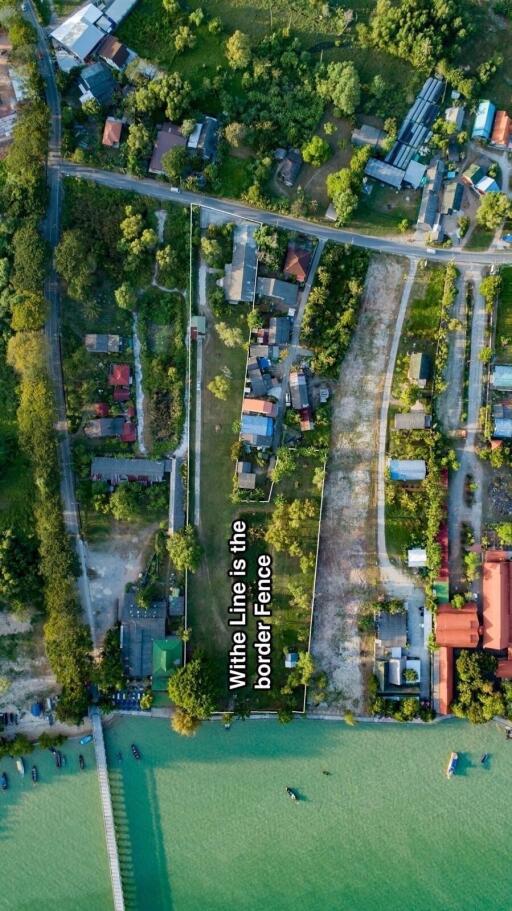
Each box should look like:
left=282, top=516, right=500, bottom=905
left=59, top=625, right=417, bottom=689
left=241, top=414, right=274, bottom=448
left=388, top=459, right=426, bottom=482
left=492, top=365, right=512, bottom=390
left=472, top=100, right=496, bottom=140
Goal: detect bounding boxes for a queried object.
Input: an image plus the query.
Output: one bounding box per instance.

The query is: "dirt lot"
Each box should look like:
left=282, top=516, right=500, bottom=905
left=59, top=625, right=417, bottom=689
left=0, top=612, right=58, bottom=713
left=86, top=522, right=159, bottom=641
left=309, top=255, right=408, bottom=714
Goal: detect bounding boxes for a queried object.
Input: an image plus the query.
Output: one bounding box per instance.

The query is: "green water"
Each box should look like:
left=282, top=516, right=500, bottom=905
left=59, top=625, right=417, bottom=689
left=0, top=738, right=112, bottom=911
left=104, top=717, right=512, bottom=911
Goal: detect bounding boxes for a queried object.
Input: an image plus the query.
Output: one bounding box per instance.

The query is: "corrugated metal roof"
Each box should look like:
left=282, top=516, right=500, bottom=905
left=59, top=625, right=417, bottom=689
left=492, top=365, right=512, bottom=389
left=472, top=100, right=496, bottom=139
left=104, top=0, right=138, bottom=24
left=389, top=459, right=427, bottom=481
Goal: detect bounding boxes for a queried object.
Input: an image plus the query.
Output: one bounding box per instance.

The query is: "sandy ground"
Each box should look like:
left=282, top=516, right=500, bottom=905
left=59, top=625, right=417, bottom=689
left=309, top=255, right=408, bottom=713
left=86, top=523, right=159, bottom=641
left=0, top=609, right=58, bottom=711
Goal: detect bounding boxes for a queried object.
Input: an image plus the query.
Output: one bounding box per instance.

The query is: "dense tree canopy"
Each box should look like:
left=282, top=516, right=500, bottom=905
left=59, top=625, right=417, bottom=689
left=476, top=192, right=512, bottom=230
left=316, top=61, right=360, bottom=116
left=360, top=0, right=470, bottom=68
left=168, top=652, right=216, bottom=719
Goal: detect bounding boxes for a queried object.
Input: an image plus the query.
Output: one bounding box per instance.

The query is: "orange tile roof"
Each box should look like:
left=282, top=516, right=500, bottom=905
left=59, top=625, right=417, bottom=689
left=283, top=246, right=311, bottom=283
left=241, top=398, right=277, bottom=418
left=102, top=117, right=123, bottom=148
left=436, top=603, right=480, bottom=648
left=438, top=646, right=454, bottom=715
left=497, top=659, right=512, bottom=679
left=491, top=110, right=511, bottom=146
left=482, top=560, right=510, bottom=650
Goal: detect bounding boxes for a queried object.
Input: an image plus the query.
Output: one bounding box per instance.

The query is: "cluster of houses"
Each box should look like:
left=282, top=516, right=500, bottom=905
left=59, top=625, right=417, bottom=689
left=50, top=0, right=136, bottom=69
left=120, top=584, right=183, bottom=705
left=83, top=334, right=137, bottom=443
left=148, top=118, right=219, bottom=176
left=374, top=609, right=422, bottom=695
left=472, top=100, right=512, bottom=148
left=0, top=32, right=29, bottom=155
left=490, top=364, right=512, bottom=442
left=437, top=550, right=512, bottom=714
left=365, top=76, right=444, bottom=191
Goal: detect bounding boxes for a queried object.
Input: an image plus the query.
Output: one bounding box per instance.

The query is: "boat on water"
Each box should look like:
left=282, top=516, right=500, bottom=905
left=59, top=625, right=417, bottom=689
left=80, top=734, right=93, bottom=746
left=286, top=787, right=298, bottom=801
left=16, top=758, right=25, bottom=777
left=131, top=743, right=141, bottom=760
left=54, top=751, right=62, bottom=769
left=1, top=772, right=7, bottom=790
left=31, top=766, right=38, bottom=784
left=481, top=753, right=489, bottom=765
left=79, top=754, right=85, bottom=770
left=446, top=751, right=458, bottom=779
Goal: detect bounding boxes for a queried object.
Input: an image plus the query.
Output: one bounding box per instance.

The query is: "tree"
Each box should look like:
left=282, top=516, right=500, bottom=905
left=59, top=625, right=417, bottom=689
left=476, top=192, right=512, bottom=230
left=208, top=374, right=230, bottom=399
left=10, top=291, right=46, bottom=331
left=316, top=61, right=360, bottom=115
left=301, top=135, right=331, bottom=167
left=114, top=282, right=137, bottom=310
left=404, top=668, right=418, bottom=683
left=224, top=121, right=247, bottom=148
left=12, top=221, right=47, bottom=293
left=225, top=30, right=251, bottom=70
left=171, top=707, right=201, bottom=736
left=55, top=229, right=95, bottom=300
left=496, top=522, right=512, bottom=545
left=162, top=0, right=180, bottom=15
left=452, top=650, right=502, bottom=723
left=181, top=118, right=196, bottom=138
left=0, top=527, right=41, bottom=612
left=344, top=709, right=357, bottom=724
left=96, top=625, right=125, bottom=695
left=270, top=447, right=297, bottom=483
left=174, top=25, right=196, bottom=52
left=215, top=321, right=244, bottom=348
left=168, top=652, right=216, bottom=718
left=82, top=98, right=101, bottom=117
left=247, top=309, right=263, bottom=331
left=167, top=524, right=201, bottom=572
left=0, top=676, right=9, bottom=696
left=126, top=122, right=152, bottom=171
left=161, top=146, right=188, bottom=185
left=140, top=691, right=153, bottom=710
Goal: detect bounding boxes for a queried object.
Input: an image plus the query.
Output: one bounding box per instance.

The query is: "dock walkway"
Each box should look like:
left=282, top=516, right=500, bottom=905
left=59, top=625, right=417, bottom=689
left=91, top=710, right=125, bottom=911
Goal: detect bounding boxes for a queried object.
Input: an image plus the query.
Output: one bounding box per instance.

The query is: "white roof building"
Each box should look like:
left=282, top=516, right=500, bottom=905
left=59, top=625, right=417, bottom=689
left=104, top=0, right=138, bottom=24
left=407, top=547, right=428, bottom=568
left=50, top=4, right=111, bottom=61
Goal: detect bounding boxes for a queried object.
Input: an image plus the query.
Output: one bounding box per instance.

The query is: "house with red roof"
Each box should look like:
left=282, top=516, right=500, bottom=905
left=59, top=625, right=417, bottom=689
left=283, top=243, right=312, bottom=284
left=108, top=363, right=131, bottom=387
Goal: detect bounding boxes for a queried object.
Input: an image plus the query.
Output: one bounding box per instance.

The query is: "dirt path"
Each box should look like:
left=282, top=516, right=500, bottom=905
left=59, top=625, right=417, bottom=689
left=309, top=255, right=408, bottom=713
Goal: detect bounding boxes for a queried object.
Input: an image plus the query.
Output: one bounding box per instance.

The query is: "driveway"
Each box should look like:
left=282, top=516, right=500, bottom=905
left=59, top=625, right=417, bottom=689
left=310, top=255, right=410, bottom=713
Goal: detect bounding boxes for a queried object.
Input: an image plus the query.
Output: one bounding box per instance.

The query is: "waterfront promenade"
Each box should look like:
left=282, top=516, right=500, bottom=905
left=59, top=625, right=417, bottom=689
left=91, top=710, right=125, bottom=911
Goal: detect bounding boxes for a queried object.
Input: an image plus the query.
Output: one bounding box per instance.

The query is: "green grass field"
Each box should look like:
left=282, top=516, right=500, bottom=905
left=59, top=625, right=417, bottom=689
left=495, top=266, right=512, bottom=363
left=351, top=184, right=421, bottom=236
left=465, top=225, right=494, bottom=252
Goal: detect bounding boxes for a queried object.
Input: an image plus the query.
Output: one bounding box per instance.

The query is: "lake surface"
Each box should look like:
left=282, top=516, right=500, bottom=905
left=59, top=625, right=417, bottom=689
left=0, top=736, right=112, bottom=911
left=104, top=716, right=512, bottom=911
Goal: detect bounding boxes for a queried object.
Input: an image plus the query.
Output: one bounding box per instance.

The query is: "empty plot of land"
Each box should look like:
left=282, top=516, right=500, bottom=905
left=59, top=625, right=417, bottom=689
left=310, top=255, right=407, bottom=713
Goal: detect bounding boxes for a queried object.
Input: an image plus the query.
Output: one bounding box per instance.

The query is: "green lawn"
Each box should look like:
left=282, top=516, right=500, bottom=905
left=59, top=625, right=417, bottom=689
left=216, top=155, right=253, bottom=199
left=465, top=225, right=494, bottom=252
left=351, top=184, right=421, bottom=236
left=495, top=265, right=512, bottom=363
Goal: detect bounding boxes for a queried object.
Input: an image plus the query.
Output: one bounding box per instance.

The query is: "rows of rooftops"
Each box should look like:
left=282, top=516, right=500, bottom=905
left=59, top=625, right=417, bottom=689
left=472, top=99, right=512, bottom=147
left=365, top=76, right=444, bottom=191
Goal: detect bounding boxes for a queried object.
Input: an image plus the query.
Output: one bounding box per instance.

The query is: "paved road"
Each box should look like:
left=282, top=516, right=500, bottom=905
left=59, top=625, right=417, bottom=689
left=375, top=258, right=431, bottom=697
left=60, top=163, right=512, bottom=268
left=26, top=2, right=96, bottom=646
left=448, top=268, right=485, bottom=592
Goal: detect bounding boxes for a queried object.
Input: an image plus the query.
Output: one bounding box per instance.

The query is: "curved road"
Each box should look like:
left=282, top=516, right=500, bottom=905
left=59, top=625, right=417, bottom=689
left=60, top=163, right=512, bottom=268
left=26, top=2, right=96, bottom=646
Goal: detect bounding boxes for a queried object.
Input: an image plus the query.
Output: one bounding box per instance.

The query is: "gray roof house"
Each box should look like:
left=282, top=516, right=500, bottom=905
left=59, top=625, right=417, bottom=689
left=408, top=352, right=431, bottom=388
left=278, top=149, right=302, bottom=187
left=223, top=223, right=258, bottom=303
left=85, top=333, right=121, bottom=353
left=195, top=116, right=219, bottom=161
left=394, top=410, right=431, bottom=430
left=256, top=277, right=299, bottom=309
left=79, top=61, right=115, bottom=106
left=91, top=456, right=166, bottom=484
left=289, top=370, right=309, bottom=410
left=491, top=365, right=512, bottom=391
left=375, top=610, right=407, bottom=649
left=120, top=590, right=167, bottom=678
left=268, top=317, right=290, bottom=346
left=50, top=4, right=110, bottom=62
left=247, top=357, right=270, bottom=396
left=84, top=417, right=125, bottom=438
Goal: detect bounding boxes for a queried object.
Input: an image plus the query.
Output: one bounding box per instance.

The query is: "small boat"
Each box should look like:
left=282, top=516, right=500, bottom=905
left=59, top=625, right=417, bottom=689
left=446, top=751, right=458, bottom=779
left=31, top=766, right=38, bottom=784
left=80, top=734, right=93, bottom=746
left=286, top=787, right=298, bottom=801
left=1, top=772, right=7, bottom=790
left=481, top=753, right=489, bottom=765
left=54, top=751, right=62, bottom=769
left=16, top=758, right=25, bottom=777
left=131, top=743, right=141, bottom=760
left=79, top=754, right=85, bottom=770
